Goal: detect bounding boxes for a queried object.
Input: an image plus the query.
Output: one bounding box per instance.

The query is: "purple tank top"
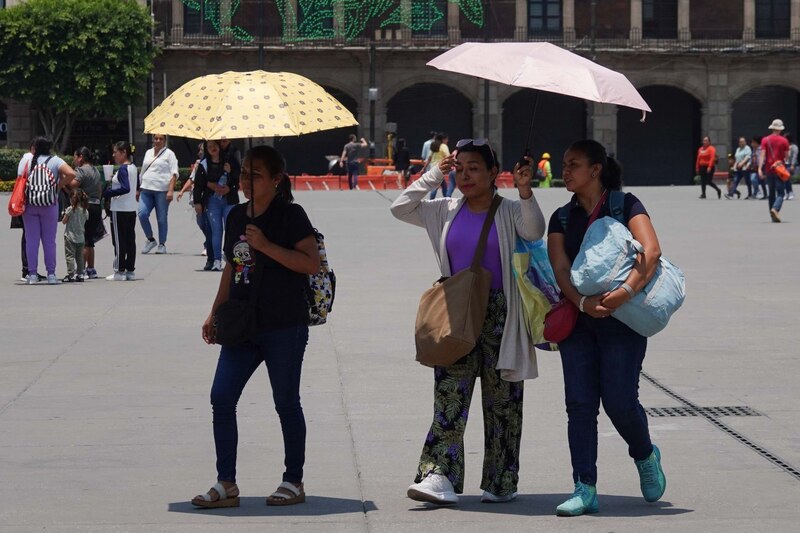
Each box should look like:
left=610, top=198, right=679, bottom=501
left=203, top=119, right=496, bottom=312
left=445, top=205, right=503, bottom=290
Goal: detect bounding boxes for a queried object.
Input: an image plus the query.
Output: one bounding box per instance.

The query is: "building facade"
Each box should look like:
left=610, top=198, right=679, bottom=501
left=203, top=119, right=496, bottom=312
left=3, top=0, right=800, bottom=184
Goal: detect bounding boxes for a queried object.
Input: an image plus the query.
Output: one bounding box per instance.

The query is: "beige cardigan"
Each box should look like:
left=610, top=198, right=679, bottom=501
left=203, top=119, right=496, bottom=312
left=390, top=166, right=546, bottom=381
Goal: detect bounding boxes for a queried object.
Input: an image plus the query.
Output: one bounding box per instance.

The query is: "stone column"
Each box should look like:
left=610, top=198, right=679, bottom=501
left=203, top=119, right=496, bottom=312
left=743, top=0, right=755, bottom=42
left=448, top=1, right=461, bottom=42
left=630, top=0, right=643, bottom=44
left=589, top=102, right=619, bottom=156
left=516, top=0, right=528, bottom=41
left=791, top=0, right=800, bottom=42
left=171, top=0, right=184, bottom=43
left=706, top=63, right=732, bottom=170
left=678, top=0, right=691, bottom=41
left=333, top=0, right=345, bottom=42
left=399, top=0, right=413, bottom=42
left=5, top=100, right=35, bottom=149
left=477, top=83, right=501, bottom=146
left=563, top=0, right=576, bottom=42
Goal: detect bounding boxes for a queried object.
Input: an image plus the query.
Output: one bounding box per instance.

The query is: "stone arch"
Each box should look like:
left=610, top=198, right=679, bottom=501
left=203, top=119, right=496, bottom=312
left=383, top=73, right=478, bottom=110
left=732, top=85, right=800, bottom=148
left=729, top=78, right=800, bottom=103
left=386, top=83, right=473, bottom=158
left=501, top=89, right=587, bottom=174
left=278, top=85, right=360, bottom=176
left=627, top=74, right=707, bottom=108
left=617, top=85, right=702, bottom=185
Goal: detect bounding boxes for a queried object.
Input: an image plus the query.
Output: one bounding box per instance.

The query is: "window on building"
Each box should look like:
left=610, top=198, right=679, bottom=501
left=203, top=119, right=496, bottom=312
left=412, top=0, right=448, bottom=37
left=643, top=0, right=678, bottom=39
left=183, top=3, right=216, bottom=35
left=756, top=0, right=791, bottom=38
left=529, top=0, right=562, bottom=35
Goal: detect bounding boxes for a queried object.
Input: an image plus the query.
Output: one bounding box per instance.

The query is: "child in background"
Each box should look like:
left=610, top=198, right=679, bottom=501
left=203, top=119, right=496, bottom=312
left=726, top=153, right=741, bottom=198
left=62, top=189, right=89, bottom=282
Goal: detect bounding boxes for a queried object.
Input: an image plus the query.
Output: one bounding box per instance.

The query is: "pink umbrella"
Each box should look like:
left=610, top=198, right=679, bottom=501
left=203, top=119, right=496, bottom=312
left=427, top=42, right=651, bottom=163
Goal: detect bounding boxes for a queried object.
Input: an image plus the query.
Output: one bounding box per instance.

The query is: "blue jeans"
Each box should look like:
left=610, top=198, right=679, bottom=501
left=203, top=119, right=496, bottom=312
left=137, top=189, right=169, bottom=244
left=206, top=195, right=234, bottom=263
left=767, top=173, right=785, bottom=212
left=347, top=160, right=359, bottom=190
left=558, top=314, right=653, bottom=485
left=210, top=324, right=310, bottom=484
left=196, top=211, right=213, bottom=261
left=428, top=173, right=453, bottom=199
left=731, top=169, right=749, bottom=196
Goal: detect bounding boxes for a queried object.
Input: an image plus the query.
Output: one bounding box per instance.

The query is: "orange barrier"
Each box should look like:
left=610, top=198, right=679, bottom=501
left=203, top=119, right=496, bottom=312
left=288, top=171, right=522, bottom=191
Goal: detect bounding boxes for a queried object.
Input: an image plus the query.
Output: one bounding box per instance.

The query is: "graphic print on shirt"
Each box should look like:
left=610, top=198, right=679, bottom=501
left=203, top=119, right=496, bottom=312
left=231, top=238, right=255, bottom=284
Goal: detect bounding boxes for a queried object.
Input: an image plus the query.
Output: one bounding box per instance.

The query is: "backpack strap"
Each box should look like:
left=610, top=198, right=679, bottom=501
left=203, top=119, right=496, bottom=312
left=558, top=204, right=570, bottom=232
left=608, top=190, right=625, bottom=224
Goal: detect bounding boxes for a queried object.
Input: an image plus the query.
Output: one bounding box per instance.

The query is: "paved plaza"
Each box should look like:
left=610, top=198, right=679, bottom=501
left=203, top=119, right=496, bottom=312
left=1, top=186, right=799, bottom=532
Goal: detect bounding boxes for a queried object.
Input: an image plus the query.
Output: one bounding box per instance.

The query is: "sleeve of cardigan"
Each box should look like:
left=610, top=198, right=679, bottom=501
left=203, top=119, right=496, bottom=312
left=389, top=165, right=447, bottom=228
left=512, top=194, right=546, bottom=241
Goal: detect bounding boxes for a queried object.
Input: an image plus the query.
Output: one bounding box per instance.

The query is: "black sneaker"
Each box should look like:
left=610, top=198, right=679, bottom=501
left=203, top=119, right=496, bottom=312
left=62, top=275, right=74, bottom=283
left=203, top=261, right=214, bottom=271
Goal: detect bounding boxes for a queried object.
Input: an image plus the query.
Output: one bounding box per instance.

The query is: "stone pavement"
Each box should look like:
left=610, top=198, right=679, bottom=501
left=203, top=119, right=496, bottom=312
left=1, top=187, right=799, bottom=532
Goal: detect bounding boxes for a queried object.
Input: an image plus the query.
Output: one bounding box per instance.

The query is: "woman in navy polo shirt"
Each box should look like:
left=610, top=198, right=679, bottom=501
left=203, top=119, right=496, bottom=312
left=546, top=140, right=667, bottom=516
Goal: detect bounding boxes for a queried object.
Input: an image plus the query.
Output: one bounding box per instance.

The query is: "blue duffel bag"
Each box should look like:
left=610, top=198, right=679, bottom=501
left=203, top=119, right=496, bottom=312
left=570, top=215, right=686, bottom=337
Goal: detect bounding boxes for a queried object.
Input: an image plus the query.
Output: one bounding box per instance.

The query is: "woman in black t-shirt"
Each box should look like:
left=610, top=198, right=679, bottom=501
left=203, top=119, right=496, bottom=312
left=546, top=140, right=667, bottom=516
left=192, top=146, right=320, bottom=509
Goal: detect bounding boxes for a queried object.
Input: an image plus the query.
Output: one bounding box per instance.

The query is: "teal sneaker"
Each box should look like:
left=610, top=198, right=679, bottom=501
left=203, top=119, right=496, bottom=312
left=556, top=481, right=599, bottom=516
left=635, top=444, right=666, bottom=502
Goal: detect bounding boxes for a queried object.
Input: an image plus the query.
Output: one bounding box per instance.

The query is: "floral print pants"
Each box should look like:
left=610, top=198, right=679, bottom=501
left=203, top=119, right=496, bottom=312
left=415, top=290, right=524, bottom=496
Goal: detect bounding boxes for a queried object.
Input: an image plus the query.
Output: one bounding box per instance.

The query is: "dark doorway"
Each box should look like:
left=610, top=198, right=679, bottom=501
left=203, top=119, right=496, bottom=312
left=617, top=85, right=701, bottom=185
left=386, top=83, right=473, bottom=159
left=732, top=85, right=800, bottom=147
left=502, top=90, right=586, bottom=174
left=277, top=87, right=359, bottom=176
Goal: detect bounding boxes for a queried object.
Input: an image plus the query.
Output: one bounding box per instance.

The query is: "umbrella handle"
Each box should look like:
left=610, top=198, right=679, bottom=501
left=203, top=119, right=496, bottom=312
left=516, top=148, right=531, bottom=170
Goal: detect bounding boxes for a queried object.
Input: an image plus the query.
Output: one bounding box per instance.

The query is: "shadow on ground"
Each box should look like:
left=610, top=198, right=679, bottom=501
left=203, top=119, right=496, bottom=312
left=168, top=496, right=378, bottom=517
left=408, top=494, right=692, bottom=517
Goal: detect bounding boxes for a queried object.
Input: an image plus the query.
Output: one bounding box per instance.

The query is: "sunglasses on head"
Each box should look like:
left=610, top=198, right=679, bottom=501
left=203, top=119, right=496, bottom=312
left=456, top=138, right=491, bottom=149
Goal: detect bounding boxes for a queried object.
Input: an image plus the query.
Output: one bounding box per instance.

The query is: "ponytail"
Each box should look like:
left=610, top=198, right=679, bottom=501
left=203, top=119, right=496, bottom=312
left=601, top=156, right=623, bottom=191
left=276, top=172, right=294, bottom=203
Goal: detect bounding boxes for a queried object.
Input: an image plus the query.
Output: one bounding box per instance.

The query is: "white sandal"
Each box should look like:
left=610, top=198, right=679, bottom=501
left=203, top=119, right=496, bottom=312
left=191, top=482, right=240, bottom=508
left=266, top=481, right=305, bottom=506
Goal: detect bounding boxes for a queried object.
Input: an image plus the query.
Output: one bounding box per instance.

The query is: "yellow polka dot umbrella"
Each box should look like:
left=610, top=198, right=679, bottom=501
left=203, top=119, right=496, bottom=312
left=144, top=70, right=358, bottom=140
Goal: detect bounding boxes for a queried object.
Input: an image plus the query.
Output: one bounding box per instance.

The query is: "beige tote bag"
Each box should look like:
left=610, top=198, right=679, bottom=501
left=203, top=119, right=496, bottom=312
left=415, top=195, right=502, bottom=367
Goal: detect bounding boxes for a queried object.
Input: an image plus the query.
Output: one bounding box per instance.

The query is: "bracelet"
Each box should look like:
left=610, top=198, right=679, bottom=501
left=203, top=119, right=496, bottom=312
left=579, top=295, right=587, bottom=313
left=620, top=283, right=635, bottom=299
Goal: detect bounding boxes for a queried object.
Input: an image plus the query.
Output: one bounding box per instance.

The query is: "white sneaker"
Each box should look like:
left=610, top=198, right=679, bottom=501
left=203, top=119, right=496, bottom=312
left=201, top=249, right=207, bottom=256
left=481, top=490, right=518, bottom=503
left=47, top=274, right=57, bottom=285
left=106, top=272, right=126, bottom=281
left=125, top=271, right=136, bottom=281
left=407, top=474, right=458, bottom=505
left=211, top=260, right=222, bottom=271
left=142, top=240, right=157, bottom=254
left=156, top=244, right=167, bottom=254
left=788, top=193, right=795, bottom=200
left=26, top=274, right=38, bottom=285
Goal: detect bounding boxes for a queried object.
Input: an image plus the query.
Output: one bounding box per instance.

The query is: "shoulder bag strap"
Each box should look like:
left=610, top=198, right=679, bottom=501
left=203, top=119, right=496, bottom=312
left=469, top=194, right=503, bottom=271
left=140, top=148, right=166, bottom=179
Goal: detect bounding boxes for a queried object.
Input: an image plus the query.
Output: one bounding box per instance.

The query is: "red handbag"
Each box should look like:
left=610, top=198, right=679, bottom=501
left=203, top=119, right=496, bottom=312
left=7, top=162, right=29, bottom=217
left=543, top=298, right=579, bottom=343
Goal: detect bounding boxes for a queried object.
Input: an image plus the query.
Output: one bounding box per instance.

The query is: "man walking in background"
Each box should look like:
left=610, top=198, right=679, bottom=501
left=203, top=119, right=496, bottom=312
left=340, top=134, right=367, bottom=190
left=759, top=119, right=790, bottom=222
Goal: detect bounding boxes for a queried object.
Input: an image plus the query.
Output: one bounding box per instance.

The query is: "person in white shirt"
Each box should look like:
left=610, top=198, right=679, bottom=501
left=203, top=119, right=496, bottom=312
left=137, top=134, right=179, bottom=254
